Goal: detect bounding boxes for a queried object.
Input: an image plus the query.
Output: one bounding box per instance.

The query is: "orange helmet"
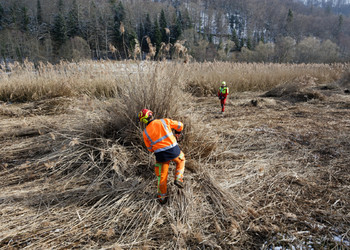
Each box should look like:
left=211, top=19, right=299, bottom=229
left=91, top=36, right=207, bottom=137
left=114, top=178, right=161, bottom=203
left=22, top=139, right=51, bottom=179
left=138, top=109, right=153, bottom=124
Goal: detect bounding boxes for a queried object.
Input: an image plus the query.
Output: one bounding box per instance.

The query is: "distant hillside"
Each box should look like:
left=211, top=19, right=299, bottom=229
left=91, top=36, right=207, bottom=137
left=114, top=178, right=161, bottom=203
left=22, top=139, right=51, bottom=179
left=296, top=0, right=350, bottom=15
left=0, top=0, right=349, bottom=63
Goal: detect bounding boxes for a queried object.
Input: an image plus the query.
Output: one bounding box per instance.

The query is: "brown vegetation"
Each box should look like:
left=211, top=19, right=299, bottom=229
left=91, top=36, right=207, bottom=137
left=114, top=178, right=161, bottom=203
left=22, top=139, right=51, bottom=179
left=1, top=61, right=346, bottom=102
left=0, top=61, right=349, bottom=249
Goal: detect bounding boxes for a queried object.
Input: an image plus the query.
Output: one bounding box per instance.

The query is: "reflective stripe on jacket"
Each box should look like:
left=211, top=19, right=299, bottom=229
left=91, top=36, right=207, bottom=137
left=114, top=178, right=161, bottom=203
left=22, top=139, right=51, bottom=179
left=143, top=119, right=183, bottom=153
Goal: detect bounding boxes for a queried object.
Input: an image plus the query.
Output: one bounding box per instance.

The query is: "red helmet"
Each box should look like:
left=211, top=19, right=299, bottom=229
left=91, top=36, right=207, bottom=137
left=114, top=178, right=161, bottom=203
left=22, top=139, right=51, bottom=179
left=138, top=109, right=153, bottom=124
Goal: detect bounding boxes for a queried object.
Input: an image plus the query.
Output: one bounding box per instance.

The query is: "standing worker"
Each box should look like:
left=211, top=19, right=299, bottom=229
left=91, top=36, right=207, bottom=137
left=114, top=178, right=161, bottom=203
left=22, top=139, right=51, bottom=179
left=138, top=109, right=186, bottom=205
left=218, top=81, right=229, bottom=114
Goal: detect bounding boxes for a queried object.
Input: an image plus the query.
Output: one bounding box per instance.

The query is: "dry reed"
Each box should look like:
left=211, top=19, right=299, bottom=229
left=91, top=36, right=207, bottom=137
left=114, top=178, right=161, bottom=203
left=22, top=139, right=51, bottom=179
left=1, top=61, right=238, bottom=249
left=0, top=61, right=349, bottom=249
left=1, top=61, right=347, bottom=102
left=183, top=62, right=348, bottom=96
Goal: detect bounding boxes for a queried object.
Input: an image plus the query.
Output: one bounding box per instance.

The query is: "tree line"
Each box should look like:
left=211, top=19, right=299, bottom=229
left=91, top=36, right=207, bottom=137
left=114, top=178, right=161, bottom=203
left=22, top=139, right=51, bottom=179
left=0, top=0, right=349, bottom=64
left=0, top=0, right=191, bottom=63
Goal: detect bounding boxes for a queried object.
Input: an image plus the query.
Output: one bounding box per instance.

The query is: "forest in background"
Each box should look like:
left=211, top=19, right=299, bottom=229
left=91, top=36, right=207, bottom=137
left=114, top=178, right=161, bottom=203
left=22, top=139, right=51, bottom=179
left=0, top=0, right=350, bottom=64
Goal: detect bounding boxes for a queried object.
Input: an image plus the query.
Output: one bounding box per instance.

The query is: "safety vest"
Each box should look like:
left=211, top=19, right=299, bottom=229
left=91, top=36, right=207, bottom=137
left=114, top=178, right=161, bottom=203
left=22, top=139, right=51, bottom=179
left=219, top=86, right=229, bottom=94
left=143, top=119, right=183, bottom=153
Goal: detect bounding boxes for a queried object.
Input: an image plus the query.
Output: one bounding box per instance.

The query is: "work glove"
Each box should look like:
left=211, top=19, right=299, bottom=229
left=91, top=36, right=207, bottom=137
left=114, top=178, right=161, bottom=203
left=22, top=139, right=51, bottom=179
left=174, top=130, right=183, bottom=142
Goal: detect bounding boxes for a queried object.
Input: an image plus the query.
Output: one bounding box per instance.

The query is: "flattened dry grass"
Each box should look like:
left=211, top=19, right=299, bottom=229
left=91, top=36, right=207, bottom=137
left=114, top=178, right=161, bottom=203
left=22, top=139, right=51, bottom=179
left=0, top=61, right=349, bottom=249
left=193, top=89, right=350, bottom=248
left=0, top=62, right=240, bottom=249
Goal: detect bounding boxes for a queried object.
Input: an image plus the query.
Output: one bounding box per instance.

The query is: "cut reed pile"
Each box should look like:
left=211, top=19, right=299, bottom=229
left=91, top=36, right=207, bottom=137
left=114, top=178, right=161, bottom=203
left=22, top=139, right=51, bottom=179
left=263, top=69, right=350, bottom=102
left=0, top=61, right=349, bottom=249
left=0, top=62, right=243, bottom=249
left=262, top=75, right=327, bottom=102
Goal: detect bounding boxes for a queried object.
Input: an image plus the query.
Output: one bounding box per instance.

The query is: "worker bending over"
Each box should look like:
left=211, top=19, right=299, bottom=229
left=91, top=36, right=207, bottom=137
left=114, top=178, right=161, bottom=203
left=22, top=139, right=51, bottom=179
left=138, top=109, right=186, bottom=205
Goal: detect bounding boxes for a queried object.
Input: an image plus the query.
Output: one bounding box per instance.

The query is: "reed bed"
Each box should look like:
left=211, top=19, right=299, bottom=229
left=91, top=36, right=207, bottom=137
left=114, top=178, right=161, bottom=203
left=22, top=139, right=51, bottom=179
left=1, top=61, right=348, bottom=102
left=183, top=62, right=348, bottom=96
left=0, top=61, right=349, bottom=248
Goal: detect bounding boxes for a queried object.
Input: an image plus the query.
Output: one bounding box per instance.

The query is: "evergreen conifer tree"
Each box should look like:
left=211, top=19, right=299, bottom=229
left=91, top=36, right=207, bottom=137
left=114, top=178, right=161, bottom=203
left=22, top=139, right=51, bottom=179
left=51, top=0, right=67, bottom=54
left=259, top=32, right=265, bottom=43
left=141, top=13, right=153, bottom=52
left=240, top=37, right=245, bottom=50
left=20, top=6, right=30, bottom=32
left=287, top=9, right=293, bottom=23
left=208, top=34, right=213, bottom=44
left=37, top=0, right=43, bottom=25
left=137, top=21, right=144, bottom=42
left=334, top=14, right=343, bottom=41
left=152, top=18, right=162, bottom=51
left=9, top=4, right=17, bottom=25
left=114, top=2, right=125, bottom=26
left=286, top=9, right=293, bottom=36
left=112, top=1, right=126, bottom=54
left=87, top=1, right=102, bottom=59
left=159, top=9, right=168, bottom=43
left=325, top=4, right=331, bottom=15
left=247, top=36, right=253, bottom=50
left=144, top=14, right=153, bottom=38
left=128, top=29, right=137, bottom=53
left=229, top=15, right=235, bottom=31
left=0, top=3, right=4, bottom=28
left=67, top=0, right=79, bottom=38
left=338, top=14, right=343, bottom=31
left=231, top=28, right=240, bottom=51
left=171, top=13, right=182, bottom=43
left=182, top=8, right=192, bottom=29
left=58, top=0, right=64, bottom=13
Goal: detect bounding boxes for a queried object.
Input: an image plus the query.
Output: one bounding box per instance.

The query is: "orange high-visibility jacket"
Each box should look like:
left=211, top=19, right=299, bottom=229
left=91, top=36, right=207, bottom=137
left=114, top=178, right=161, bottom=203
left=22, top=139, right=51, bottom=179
left=143, top=119, right=183, bottom=153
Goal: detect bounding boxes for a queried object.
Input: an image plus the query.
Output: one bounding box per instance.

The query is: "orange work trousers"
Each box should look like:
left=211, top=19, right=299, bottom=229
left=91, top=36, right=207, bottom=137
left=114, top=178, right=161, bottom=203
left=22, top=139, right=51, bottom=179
left=154, top=151, right=185, bottom=199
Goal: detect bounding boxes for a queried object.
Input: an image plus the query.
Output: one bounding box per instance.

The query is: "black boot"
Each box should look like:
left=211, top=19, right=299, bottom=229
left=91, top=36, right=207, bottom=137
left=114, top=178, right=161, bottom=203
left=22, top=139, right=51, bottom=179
left=174, top=180, right=184, bottom=189
left=157, top=196, right=168, bottom=205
